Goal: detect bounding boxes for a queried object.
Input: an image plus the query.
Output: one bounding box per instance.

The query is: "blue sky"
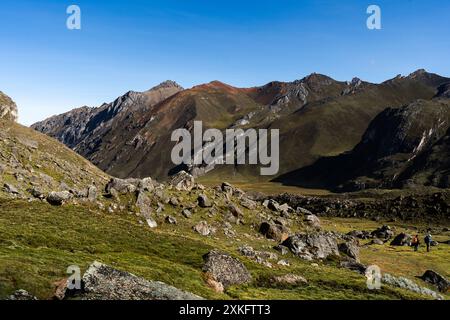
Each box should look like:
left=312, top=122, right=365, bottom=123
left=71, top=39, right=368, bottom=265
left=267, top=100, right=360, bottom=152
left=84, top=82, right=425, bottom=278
left=0, top=0, right=449, bottom=125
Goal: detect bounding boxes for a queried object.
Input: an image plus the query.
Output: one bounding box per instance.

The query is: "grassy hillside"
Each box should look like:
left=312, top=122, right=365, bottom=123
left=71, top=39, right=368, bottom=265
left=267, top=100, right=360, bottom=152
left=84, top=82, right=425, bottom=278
left=0, top=119, right=109, bottom=198
left=0, top=192, right=448, bottom=300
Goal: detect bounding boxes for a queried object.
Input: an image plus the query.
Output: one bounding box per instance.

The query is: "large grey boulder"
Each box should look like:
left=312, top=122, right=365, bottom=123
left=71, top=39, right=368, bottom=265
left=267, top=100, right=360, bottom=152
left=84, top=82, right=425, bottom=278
left=47, top=191, right=72, bottom=205
left=259, top=222, right=290, bottom=242
left=390, top=233, right=412, bottom=246
left=80, top=261, right=203, bottom=300
left=202, top=250, right=252, bottom=289
left=338, top=240, right=360, bottom=262
left=282, top=232, right=339, bottom=261
left=421, top=270, right=449, bottom=293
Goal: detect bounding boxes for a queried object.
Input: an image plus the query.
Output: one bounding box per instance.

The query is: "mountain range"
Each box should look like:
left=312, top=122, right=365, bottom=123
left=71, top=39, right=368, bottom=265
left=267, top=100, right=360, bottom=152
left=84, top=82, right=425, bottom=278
left=31, top=69, right=450, bottom=192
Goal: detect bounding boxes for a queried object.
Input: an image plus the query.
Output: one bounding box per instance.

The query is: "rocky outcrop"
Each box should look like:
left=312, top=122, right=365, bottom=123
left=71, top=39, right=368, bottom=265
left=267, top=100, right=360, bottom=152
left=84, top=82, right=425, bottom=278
left=202, top=250, right=252, bottom=289
left=0, top=91, right=18, bottom=122
left=79, top=261, right=203, bottom=300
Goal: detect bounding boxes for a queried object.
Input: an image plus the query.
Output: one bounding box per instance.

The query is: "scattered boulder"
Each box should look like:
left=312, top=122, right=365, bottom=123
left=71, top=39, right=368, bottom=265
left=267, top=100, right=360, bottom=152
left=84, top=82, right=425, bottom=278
left=169, top=171, right=195, bottom=191
left=371, top=225, right=394, bottom=240
left=340, top=259, right=367, bottom=274
left=136, top=191, right=153, bottom=217
left=259, top=222, right=290, bottom=242
left=282, top=232, right=339, bottom=261
left=390, top=233, right=412, bottom=246
left=338, top=241, right=360, bottom=262
left=80, top=261, right=203, bottom=300
left=105, top=178, right=138, bottom=194
left=165, top=216, right=177, bottom=225
left=138, top=177, right=155, bottom=192
left=87, top=186, right=97, bottom=202
left=204, top=274, right=225, bottom=293
left=47, top=191, right=72, bottom=206
left=182, top=209, right=192, bottom=218
left=221, top=182, right=234, bottom=195
left=296, top=207, right=313, bottom=215
left=269, top=274, right=307, bottom=286
left=193, top=221, right=215, bottom=236
left=347, top=230, right=371, bottom=240
left=273, top=244, right=289, bottom=256
left=369, top=238, right=385, bottom=245
left=3, top=183, right=19, bottom=194
left=8, top=289, right=37, bottom=300
left=304, top=214, right=321, bottom=229
left=227, top=203, right=244, bottom=219
left=202, top=250, right=252, bottom=289
left=238, top=245, right=278, bottom=268
left=146, top=217, right=158, bottom=228
left=198, top=194, right=212, bottom=208
left=421, top=270, right=449, bottom=293
left=28, top=187, right=45, bottom=199
left=169, top=197, right=179, bottom=207
left=240, top=197, right=257, bottom=210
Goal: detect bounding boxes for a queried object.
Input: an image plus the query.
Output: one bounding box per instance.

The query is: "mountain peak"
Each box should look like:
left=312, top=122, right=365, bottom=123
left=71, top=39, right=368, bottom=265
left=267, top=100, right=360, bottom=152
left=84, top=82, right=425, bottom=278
left=149, top=80, right=184, bottom=91
left=407, top=69, right=428, bottom=79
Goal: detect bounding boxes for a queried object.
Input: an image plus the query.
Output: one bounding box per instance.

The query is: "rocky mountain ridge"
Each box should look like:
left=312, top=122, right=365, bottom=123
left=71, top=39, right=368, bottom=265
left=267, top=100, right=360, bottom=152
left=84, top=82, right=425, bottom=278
left=32, top=70, right=450, bottom=184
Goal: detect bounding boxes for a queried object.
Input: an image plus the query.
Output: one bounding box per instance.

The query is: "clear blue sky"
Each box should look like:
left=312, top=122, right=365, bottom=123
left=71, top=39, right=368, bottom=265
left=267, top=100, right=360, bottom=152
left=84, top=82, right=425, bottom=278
left=0, top=0, right=449, bottom=125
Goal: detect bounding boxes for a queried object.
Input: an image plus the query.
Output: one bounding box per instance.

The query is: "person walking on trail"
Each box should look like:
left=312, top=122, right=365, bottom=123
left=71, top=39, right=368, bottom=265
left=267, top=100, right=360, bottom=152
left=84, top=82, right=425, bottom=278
left=411, top=235, right=420, bottom=252
left=424, top=232, right=432, bottom=252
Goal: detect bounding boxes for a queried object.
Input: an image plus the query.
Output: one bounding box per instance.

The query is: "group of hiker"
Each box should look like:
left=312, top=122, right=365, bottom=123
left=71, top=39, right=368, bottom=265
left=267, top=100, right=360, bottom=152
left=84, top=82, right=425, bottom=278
left=410, top=232, right=433, bottom=252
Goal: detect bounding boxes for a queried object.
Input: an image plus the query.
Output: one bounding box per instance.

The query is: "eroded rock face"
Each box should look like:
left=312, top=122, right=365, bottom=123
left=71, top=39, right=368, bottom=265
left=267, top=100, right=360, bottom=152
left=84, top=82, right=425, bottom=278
left=282, top=232, right=339, bottom=261
left=80, top=261, right=203, bottom=300
left=0, top=91, right=18, bottom=122
left=202, top=250, right=252, bottom=289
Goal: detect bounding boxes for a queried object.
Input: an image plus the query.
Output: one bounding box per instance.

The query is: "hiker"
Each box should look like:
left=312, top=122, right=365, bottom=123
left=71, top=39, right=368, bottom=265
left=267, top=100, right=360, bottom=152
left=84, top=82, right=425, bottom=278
left=424, top=232, right=432, bottom=252
left=411, top=235, right=420, bottom=251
